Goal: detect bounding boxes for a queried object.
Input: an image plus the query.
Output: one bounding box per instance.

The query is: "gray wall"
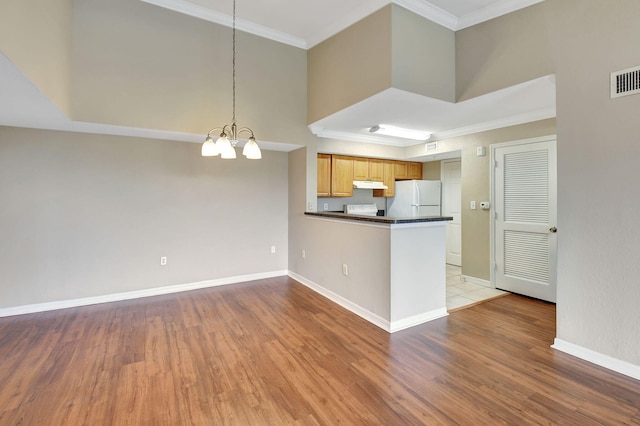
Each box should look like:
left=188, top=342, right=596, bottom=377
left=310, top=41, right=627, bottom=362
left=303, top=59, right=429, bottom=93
left=307, top=6, right=392, bottom=124
left=392, top=4, right=455, bottom=102
left=0, top=127, right=288, bottom=308
left=0, top=0, right=72, bottom=115
left=71, top=0, right=309, bottom=145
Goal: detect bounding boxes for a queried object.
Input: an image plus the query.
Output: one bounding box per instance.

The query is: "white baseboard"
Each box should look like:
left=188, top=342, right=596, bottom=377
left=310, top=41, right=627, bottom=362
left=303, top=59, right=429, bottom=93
left=461, top=275, right=492, bottom=288
left=389, top=308, right=448, bottom=333
left=552, top=338, right=640, bottom=381
left=288, top=271, right=391, bottom=331
left=288, top=271, right=448, bottom=333
left=0, top=270, right=288, bottom=318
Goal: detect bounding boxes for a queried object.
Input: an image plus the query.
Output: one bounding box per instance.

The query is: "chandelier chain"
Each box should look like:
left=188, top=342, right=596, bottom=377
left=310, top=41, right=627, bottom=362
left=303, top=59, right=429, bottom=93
left=201, top=0, right=261, bottom=159
left=232, top=0, right=236, bottom=126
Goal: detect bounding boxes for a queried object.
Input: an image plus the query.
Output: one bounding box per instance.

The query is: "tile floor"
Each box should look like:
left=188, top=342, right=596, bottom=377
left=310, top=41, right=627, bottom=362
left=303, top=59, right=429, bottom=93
left=446, top=264, right=508, bottom=311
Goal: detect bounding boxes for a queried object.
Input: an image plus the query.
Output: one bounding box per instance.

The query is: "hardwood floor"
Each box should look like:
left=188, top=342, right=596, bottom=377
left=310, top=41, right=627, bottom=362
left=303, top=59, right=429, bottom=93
left=1, top=276, right=639, bottom=425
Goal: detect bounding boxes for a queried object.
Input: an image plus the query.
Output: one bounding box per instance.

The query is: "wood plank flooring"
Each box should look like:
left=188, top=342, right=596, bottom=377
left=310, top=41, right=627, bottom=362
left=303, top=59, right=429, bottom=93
left=1, top=276, right=639, bottom=425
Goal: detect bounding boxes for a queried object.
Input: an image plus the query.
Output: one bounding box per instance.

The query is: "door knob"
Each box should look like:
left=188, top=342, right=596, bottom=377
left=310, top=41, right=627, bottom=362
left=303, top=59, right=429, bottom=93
left=549, top=227, right=557, bottom=233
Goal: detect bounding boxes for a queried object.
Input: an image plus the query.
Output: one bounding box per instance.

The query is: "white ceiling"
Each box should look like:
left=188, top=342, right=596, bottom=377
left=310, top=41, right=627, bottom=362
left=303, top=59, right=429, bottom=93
left=0, top=0, right=554, bottom=153
left=310, top=75, right=556, bottom=147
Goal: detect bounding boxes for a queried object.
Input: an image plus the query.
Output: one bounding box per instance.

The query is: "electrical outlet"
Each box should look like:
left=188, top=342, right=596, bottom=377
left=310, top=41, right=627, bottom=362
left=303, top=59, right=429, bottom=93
left=301, top=249, right=306, bottom=259
left=323, top=203, right=329, bottom=211
left=470, top=201, right=477, bottom=210
left=342, top=264, right=348, bottom=276
left=160, top=256, right=167, bottom=266
left=271, top=246, right=276, bottom=254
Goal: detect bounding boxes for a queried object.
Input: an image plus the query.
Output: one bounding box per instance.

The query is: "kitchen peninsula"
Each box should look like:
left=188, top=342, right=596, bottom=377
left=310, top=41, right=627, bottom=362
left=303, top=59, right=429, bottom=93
left=296, top=212, right=452, bottom=332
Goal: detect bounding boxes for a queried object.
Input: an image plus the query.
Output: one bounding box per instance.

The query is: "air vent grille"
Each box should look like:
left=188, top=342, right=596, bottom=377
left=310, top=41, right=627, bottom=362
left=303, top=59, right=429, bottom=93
left=611, top=65, right=640, bottom=98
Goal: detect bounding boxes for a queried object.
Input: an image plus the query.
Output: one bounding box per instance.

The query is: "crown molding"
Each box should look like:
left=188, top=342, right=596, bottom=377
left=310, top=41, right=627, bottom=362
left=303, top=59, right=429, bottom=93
left=431, top=107, right=556, bottom=141
left=392, top=0, right=458, bottom=30
left=140, top=0, right=307, bottom=49
left=306, top=0, right=389, bottom=48
left=456, top=0, right=546, bottom=30
left=141, top=0, right=547, bottom=48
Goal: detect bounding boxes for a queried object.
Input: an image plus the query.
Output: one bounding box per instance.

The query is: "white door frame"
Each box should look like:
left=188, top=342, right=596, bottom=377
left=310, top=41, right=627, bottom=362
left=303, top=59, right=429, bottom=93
left=490, top=135, right=557, bottom=292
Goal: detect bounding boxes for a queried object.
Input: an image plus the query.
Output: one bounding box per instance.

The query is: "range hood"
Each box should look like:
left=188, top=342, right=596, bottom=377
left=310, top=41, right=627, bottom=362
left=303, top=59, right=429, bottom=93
left=353, top=180, right=388, bottom=190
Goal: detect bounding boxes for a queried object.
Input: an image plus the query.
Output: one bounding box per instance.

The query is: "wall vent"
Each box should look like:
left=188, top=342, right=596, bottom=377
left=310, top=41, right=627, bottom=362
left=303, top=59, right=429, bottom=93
left=611, top=65, right=640, bottom=98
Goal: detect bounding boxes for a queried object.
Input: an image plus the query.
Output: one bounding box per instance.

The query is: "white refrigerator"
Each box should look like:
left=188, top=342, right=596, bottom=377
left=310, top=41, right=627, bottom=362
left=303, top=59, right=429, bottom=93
left=387, top=180, right=441, bottom=217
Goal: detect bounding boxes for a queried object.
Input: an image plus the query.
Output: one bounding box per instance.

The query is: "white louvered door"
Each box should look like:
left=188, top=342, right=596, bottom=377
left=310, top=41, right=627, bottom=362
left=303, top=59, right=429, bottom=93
left=493, top=137, right=557, bottom=302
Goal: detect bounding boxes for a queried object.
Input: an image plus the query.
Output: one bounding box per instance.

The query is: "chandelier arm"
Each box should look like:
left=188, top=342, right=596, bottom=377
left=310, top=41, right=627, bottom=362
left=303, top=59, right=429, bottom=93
left=206, top=127, right=227, bottom=137
left=235, top=127, right=255, bottom=139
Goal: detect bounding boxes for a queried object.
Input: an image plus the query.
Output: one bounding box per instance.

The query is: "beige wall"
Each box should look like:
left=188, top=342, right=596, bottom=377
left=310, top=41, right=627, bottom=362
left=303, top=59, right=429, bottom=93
left=288, top=147, right=309, bottom=273
left=72, top=0, right=309, bottom=145
left=392, top=5, right=455, bottom=102
left=545, top=0, right=640, bottom=364
left=308, top=4, right=455, bottom=124
left=0, top=126, right=289, bottom=308
left=0, top=0, right=72, bottom=115
left=307, top=6, right=392, bottom=124
left=455, top=1, right=553, bottom=101
left=456, top=0, right=640, bottom=366
left=422, top=161, right=441, bottom=180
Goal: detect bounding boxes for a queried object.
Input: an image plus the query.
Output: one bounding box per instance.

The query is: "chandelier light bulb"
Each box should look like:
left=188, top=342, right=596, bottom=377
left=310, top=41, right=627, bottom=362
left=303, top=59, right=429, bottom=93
left=201, top=136, right=219, bottom=156
left=243, top=137, right=262, bottom=159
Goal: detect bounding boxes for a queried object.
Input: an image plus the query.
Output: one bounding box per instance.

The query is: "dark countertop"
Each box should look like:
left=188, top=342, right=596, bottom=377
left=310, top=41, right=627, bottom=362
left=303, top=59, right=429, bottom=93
left=305, top=211, right=453, bottom=224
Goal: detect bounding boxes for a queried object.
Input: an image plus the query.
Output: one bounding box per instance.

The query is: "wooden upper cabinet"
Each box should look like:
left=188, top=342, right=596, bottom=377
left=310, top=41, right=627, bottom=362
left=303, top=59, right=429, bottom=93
left=318, top=153, right=420, bottom=198
left=317, top=154, right=331, bottom=197
left=373, top=160, right=395, bottom=198
left=408, top=162, right=423, bottom=180
left=395, top=161, right=422, bottom=180
left=353, top=157, right=370, bottom=181
left=369, top=159, right=384, bottom=182
left=331, top=155, right=354, bottom=197
left=353, top=157, right=384, bottom=182
left=394, top=161, right=409, bottom=180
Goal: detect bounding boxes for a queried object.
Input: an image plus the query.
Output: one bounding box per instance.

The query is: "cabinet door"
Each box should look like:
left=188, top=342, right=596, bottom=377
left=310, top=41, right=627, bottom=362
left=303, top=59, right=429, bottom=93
left=394, top=161, right=409, bottom=180
left=408, top=162, right=423, bottom=180
left=353, top=157, right=369, bottom=180
left=317, top=154, right=331, bottom=197
left=369, top=159, right=384, bottom=182
left=383, top=160, right=395, bottom=197
left=373, top=160, right=395, bottom=198
left=331, top=155, right=354, bottom=197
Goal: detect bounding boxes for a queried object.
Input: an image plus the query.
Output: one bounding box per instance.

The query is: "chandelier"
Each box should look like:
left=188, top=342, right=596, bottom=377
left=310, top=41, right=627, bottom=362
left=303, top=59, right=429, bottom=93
left=201, top=0, right=261, bottom=160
